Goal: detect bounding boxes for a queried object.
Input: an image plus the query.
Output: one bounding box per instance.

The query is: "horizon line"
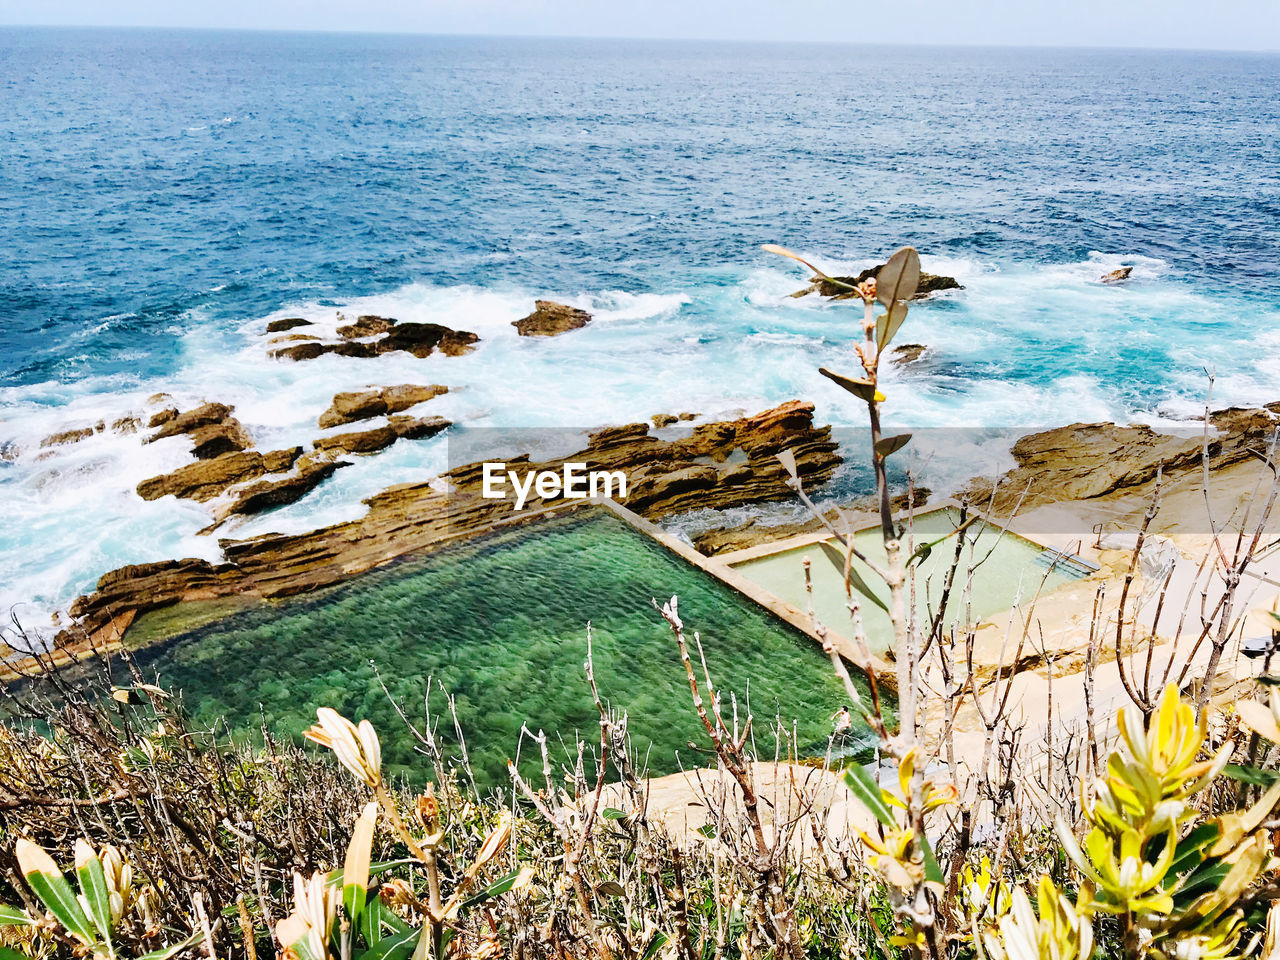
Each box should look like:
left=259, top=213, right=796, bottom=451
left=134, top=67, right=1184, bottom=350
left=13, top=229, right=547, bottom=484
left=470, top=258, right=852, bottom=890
left=1, top=22, right=1278, bottom=56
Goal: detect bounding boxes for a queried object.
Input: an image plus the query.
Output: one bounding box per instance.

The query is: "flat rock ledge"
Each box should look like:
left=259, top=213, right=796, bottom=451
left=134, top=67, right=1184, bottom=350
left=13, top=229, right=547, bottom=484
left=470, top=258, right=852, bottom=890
left=56, top=401, right=840, bottom=653
left=269, top=315, right=479, bottom=361
left=962, top=404, right=1280, bottom=513
left=318, top=384, right=449, bottom=429
left=513, top=300, right=592, bottom=337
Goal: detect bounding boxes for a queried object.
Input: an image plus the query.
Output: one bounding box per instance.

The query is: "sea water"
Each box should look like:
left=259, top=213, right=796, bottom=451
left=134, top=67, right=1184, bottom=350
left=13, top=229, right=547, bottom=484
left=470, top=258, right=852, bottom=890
left=1, top=30, right=1278, bottom=627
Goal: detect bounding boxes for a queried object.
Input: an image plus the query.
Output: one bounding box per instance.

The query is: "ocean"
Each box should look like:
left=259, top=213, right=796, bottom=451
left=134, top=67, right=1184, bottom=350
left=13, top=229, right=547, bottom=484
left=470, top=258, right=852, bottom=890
left=2, top=28, right=1278, bottom=629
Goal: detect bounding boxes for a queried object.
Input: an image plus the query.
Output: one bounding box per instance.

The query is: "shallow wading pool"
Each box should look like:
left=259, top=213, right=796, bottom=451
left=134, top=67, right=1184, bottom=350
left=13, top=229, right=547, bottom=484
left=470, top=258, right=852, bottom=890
left=128, top=510, right=878, bottom=787
left=727, top=507, right=1094, bottom=655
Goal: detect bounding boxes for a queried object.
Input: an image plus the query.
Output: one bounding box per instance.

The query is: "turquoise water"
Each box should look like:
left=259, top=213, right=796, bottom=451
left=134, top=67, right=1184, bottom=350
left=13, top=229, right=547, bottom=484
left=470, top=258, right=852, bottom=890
left=730, top=508, right=1087, bottom=653
left=128, top=511, right=875, bottom=787
left=2, top=30, right=1278, bottom=628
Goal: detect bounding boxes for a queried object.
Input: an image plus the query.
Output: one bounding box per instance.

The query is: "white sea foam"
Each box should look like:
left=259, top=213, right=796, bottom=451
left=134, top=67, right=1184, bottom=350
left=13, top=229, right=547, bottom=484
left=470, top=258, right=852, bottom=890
left=4, top=257, right=1278, bottom=624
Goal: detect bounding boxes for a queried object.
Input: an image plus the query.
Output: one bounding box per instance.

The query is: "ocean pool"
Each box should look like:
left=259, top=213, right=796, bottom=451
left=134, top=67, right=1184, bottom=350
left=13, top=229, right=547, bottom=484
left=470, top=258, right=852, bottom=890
left=728, top=507, right=1094, bottom=654
left=127, top=509, right=876, bottom=787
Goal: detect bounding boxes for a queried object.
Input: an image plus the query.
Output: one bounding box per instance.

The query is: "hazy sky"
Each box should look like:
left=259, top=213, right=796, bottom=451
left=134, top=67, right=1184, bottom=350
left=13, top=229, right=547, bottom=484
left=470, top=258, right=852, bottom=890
left=3, top=0, right=1278, bottom=52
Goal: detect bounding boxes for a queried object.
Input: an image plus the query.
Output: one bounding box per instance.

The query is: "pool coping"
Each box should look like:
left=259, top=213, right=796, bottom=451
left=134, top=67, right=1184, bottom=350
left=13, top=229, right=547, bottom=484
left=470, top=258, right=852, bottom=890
left=593, top=498, right=899, bottom=689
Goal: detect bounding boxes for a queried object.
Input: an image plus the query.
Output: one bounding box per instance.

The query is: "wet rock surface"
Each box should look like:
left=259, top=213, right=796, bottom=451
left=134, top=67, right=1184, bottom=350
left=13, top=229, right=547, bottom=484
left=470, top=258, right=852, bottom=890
left=513, top=300, right=593, bottom=337
left=269, top=317, right=479, bottom=361
left=265, top=317, right=312, bottom=334
left=318, top=384, right=449, bottom=428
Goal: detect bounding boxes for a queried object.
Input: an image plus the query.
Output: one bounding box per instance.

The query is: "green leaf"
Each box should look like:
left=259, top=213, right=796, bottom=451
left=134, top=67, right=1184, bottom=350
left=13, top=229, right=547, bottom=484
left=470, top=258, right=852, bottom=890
left=841, top=765, right=894, bottom=827
left=1166, top=822, right=1221, bottom=883
left=875, top=247, right=921, bottom=307
left=343, top=802, right=378, bottom=928
left=75, top=846, right=114, bottom=947
left=818, top=367, right=884, bottom=404
left=460, top=869, right=526, bottom=911
left=640, top=931, right=671, bottom=960
left=919, top=833, right=944, bottom=885
left=874, top=433, right=912, bottom=459
left=0, top=948, right=31, bottom=960
left=328, top=859, right=417, bottom=888
left=356, top=923, right=419, bottom=960
left=0, top=905, right=30, bottom=927
left=22, top=861, right=97, bottom=945
left=363, top=894, right=411, bottom=944
left=696, top=824, right=717, bottom=839
left=596, top=881, right=625, bottom=898
left=817, top=541, right=889, bottom=614
left=138, top=932, right=204, bottom=960
left=1222, top=763, right=1280, bottom=786
left=600, top=807, right=628, bottom=821
left=1255, top=673, right=1280, bottom=687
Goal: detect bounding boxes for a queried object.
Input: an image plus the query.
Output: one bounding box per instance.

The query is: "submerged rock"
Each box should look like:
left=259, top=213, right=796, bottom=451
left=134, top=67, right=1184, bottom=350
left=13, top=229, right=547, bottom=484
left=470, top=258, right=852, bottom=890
left=513, top=300, right=593, bottom=337
left=319, top=384, right=450, bottom=428
left=1101, top=266, right=1133, bottom=284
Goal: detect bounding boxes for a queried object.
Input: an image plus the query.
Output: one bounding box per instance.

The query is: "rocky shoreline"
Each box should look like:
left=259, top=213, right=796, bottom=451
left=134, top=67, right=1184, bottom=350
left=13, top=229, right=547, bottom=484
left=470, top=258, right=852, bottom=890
left=35, top=400, right=839, bottom=664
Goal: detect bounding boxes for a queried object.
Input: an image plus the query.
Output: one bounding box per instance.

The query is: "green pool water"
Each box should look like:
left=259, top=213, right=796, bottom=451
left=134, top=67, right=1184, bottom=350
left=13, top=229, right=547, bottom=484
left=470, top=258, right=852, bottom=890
left=130, top=510, right=876, bottom=787
left=729, top=508, right=1088, bottom=654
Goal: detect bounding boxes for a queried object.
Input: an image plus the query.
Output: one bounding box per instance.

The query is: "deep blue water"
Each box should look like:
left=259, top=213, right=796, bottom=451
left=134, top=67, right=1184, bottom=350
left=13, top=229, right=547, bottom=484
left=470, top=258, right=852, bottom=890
left=1, top=28, right=1278, bottom=624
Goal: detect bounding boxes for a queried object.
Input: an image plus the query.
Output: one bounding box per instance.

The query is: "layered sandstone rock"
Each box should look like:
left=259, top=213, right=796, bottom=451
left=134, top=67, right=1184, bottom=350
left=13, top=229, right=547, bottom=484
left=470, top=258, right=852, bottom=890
left=64, top=401, right=841, bottom=646
left=513, top=301, right=592, bottom=337
left=312, top=415, right=451, bottom=456
left=136, top=447, right=303, bottom=502
left=318, top=384, right=449, bottom=429
left=962, top=405, right=1280, bottom=513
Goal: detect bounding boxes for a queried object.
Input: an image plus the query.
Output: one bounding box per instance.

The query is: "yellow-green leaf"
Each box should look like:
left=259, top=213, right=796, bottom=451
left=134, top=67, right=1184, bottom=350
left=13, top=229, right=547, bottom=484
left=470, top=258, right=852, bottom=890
left=819, top=367, right=885, bottom=404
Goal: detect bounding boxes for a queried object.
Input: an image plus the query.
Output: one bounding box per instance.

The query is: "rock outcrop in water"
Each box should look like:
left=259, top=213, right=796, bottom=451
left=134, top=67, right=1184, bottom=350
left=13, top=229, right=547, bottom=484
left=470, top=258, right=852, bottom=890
left=269, top=317, right=479, bottom=361
left=1101, top=266, right=1133, bottom=284
left=136, top=447, right=304, bottom=502
left=58, top=401, right=841, bottom=653
left=318, top=384, right=449, bottom=428
left=791, top=261, right=962, bottom=300
left=265, top=317, right=312, bottom=334
left=513, top=300, right=593, bottom=337
left=312, top=415, right=451, bottom=456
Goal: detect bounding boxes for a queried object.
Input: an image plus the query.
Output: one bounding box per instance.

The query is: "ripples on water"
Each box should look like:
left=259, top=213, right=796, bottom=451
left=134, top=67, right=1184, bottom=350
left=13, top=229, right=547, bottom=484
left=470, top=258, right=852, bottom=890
left=1, top=29, right=1278, bottom=621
